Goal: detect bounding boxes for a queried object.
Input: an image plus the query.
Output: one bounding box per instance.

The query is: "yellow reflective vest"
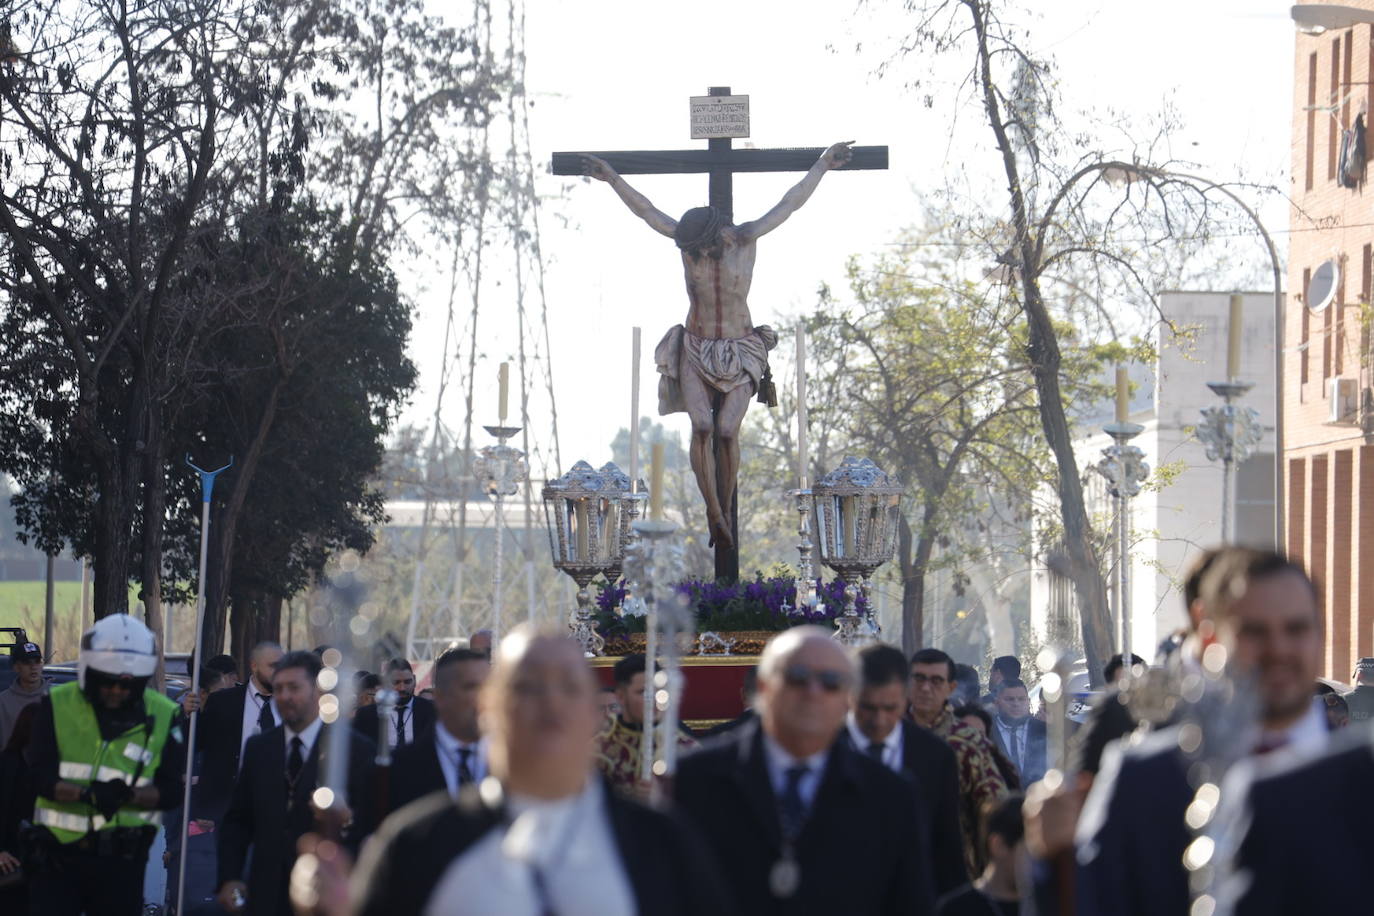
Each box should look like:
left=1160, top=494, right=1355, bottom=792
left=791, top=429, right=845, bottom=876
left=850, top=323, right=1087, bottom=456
left=33, top=681, right=178, bottom=842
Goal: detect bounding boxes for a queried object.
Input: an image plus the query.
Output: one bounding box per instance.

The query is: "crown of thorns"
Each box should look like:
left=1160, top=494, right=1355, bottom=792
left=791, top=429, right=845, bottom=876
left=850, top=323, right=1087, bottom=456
left=674, top=206, right=726, bottom=252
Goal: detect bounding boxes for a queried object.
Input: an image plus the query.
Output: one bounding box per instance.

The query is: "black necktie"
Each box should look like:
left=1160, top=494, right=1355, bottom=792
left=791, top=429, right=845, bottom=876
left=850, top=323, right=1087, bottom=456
left=394, top=706, right=408, bottom=747
left=256, top=693, right=274, bottom=733
left=457, top=746, right=474, bottom=784
left=287, top=736, right=304, bottom=783
left=778, top=764, right=809, bottom=841
left=867, top=740, right=886, bottom=763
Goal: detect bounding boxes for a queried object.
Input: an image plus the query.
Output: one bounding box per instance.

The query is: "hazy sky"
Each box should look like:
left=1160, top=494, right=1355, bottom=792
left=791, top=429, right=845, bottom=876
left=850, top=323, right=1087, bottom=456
left=400, top=0, right=1296, bottom=482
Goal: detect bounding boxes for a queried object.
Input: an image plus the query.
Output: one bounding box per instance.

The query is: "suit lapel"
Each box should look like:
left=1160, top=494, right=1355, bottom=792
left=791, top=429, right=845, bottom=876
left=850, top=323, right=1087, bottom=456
left=730, top=724, right=783, bottom=848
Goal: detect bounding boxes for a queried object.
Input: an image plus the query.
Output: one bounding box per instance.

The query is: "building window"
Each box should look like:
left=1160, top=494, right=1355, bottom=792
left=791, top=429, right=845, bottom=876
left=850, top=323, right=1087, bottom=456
left=1324, top=293, right=1334, bottom=384
left=1330, top=38, right=1341, bottom=182
left=1302, top=266, right=1311, bottom=385
left=1344, top=31, right=1354, bottom=128
left=1336, top=272, right=1346, bottom=377
left=1363, top=244, right=1371, bottom=364
left=1308, top=52, right=1318, bottom=191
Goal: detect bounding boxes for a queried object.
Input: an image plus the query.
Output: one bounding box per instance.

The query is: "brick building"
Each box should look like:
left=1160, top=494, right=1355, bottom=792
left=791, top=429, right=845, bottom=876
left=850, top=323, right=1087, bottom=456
left=1288, top=2, right=1374, bottom=681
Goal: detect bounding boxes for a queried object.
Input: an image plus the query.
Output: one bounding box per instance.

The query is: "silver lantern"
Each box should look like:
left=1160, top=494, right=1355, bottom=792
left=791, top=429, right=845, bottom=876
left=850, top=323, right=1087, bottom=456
left=542, top=461, right=640, bottom=656
left=812, top=456, right=903, bottom=646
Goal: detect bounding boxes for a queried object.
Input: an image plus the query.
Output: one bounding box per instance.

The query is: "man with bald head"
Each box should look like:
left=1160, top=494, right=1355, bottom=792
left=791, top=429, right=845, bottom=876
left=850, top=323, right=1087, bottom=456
left=674, top=626, right=934, bottom=914
left=194, top=641, right=284, bottom=821
left=351, top=627, right=729, bottom=916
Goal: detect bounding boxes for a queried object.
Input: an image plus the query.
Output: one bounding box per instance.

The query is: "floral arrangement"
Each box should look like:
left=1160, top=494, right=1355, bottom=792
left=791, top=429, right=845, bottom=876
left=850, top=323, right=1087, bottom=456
left=592, top=573, right=869, bottom=637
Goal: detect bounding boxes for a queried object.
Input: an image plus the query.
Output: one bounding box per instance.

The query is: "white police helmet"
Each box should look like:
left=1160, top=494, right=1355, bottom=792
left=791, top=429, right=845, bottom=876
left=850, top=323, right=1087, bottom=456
left=78, top=614, right=157, bottom=688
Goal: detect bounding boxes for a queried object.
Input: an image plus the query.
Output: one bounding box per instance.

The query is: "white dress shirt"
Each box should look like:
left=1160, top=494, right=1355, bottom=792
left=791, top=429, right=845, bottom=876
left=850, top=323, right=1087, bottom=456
left=845, top=714, right=903, bottom=772
left=422, top=777, right=635, bottom=916
left=995, top=715, right=1029, bottom=771
left=433, top=725, right=487, bottom=797
left=387, top=699, right=418, bottom=748
left=761, top=732, right=828, bottom=810
left=1255, top=698, right=1328, bottom=756
left=239, top=682, right=280, bottom=768
left=283, top=715, right=325, bottom=762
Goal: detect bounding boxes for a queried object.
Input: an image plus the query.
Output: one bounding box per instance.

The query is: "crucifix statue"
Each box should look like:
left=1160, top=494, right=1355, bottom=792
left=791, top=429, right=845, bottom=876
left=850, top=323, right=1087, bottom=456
left=553, top=87, right=888, bottom=581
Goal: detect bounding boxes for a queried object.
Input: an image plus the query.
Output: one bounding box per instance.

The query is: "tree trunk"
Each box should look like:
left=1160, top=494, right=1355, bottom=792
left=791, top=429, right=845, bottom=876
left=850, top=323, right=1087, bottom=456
left=229, top=589, right=284, bottom=662
left=966, top=0, right=1112, bottom=685
left=199, top=379, right=285, bottom=654
left=898, top=511, right=941, bottom=656
left=140, top=419, right=167, bottom=689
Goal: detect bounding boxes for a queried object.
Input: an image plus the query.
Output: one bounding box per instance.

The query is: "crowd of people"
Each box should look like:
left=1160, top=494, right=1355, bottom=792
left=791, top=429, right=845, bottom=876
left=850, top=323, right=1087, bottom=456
left=0, top=544, right=1368, bottom=914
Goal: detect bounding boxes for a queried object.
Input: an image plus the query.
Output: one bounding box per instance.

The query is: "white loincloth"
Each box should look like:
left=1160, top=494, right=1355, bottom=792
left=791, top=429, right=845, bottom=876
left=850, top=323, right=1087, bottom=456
left=654, top=324, right=778, bottom=415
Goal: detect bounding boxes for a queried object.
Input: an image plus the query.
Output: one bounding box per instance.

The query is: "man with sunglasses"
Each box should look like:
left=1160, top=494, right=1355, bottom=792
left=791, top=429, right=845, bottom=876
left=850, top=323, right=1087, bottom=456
left=910, top=648, right=1009, bottom=877
left=675, top=626, right=934, bottom=914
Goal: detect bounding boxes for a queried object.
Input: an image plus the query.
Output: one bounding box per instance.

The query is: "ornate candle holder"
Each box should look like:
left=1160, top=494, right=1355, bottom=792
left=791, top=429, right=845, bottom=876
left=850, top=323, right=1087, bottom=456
left=623, top=517, right=689, bottom=785
left=812, top=457, right=903, bottom=646
left=541, top=461, right=639, bottom=656
left=783, top=487, right=818, bottom=615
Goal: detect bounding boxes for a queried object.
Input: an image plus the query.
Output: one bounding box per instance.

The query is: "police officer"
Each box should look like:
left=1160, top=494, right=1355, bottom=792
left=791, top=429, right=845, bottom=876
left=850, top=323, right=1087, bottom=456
left=24, top=614, right=185, bottom=916
left=1343, top=657, right=1374, bottom=723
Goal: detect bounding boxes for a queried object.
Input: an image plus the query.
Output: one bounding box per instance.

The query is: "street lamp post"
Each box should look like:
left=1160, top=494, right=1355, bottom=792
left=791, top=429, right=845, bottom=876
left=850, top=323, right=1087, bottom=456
left=1197, top=381, right=1263, bottom=543
left=1103, top=165, right=1284, bottom=548
left=472, top=425, right=526, bottom=648
left=1094, top=424, right=1149, bottom=673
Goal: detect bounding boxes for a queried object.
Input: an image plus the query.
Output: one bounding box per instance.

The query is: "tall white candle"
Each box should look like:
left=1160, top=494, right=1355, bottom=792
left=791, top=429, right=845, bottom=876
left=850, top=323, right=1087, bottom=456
left=575, top=500, right=589, bottom=561
left=498, top=362, right=509, bottom=424
left=1115, top=366, right=1128, bottom=424
left=650, top=443, right=665, bottom=521
left=630, top=328, right=641, bottom=493
left=797, top=329, right=809, bottom=490
left=1227, top=293, right=1243, bottom=380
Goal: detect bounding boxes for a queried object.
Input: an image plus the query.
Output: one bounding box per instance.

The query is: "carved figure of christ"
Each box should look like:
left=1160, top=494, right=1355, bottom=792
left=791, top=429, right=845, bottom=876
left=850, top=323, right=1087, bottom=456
left=579, top=141, right=854, bottom=552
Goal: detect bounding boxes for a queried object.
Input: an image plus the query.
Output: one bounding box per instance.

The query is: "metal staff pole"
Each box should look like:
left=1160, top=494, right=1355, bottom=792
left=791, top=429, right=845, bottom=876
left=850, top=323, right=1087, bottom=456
left=175, top=455, right=232, bottom=916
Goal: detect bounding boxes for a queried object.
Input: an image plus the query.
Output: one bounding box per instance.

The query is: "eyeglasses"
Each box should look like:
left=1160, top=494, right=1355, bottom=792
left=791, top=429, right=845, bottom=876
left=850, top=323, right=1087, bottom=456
left=782, top=665, right=849, bottom=693
left=910, top=673, right=948, bottom=688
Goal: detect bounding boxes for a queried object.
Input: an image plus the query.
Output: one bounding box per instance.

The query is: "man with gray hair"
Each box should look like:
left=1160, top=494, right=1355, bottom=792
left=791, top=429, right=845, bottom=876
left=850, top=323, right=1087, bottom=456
left=674, top=626, right=933, bottom=914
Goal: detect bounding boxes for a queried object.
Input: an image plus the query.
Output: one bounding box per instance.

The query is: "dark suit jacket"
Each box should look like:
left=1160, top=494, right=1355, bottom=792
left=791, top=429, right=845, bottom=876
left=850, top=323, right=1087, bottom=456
left=989, top=716, right=1048, bottom=786
left=194, top=683, right=252, bottom=819
left=217, top=723, right=376, bottom=916
left=841, top=721, right=969, bottom=897
left=1229, top=733, right=1374, bottom=915
left=1074, top=725, right=1193, bottom=916
left=676, top=722, right=934, bottom=915
left=352, top=777, right=733, bottom=916
left=352, top=695, right=435, bottom=747
left=387, top=731, right=449, bottom=814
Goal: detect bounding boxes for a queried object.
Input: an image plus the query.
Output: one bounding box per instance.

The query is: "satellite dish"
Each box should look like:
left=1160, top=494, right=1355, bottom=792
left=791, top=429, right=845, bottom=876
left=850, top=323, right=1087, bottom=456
left=1307, top=259, right=1339, bottom=312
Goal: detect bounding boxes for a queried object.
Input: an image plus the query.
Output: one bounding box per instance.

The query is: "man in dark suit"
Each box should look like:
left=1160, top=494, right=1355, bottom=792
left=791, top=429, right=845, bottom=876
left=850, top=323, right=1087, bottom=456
left=216, top=650, right=376, bottom=916
left=675, top=626, right=934, bottom=915
left=989, top=677, right=1047, bottom=786
left=350, top=627, right=729, bottom=916
left=844, top=643, right=967, bottom=897
left=388, top=647, right=490, bottom=813
left=1219, top=725, right=1374, bottom=915
left=1074, top=548, right=1328, bottom=916
left=353, top=656, right=435, bottom=751
left=191, top=641, right=283, bottom=822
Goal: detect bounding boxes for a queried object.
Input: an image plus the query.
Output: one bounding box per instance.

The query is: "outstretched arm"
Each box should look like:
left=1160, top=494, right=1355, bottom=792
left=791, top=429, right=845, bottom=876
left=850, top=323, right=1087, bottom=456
left=736, top=141, right=854, bottom=240
left=581, top=155, right=677, bottom=238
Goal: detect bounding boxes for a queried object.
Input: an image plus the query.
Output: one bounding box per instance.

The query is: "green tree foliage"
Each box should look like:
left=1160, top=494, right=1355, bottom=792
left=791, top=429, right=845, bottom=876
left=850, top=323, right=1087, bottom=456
left=0, top=0, right=486, bottom=655
left=806, top=212, right=1118, bottom=654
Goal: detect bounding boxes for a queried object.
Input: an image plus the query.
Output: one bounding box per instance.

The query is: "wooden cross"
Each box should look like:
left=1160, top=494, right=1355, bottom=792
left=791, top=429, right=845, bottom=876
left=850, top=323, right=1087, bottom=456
left=552, top=86, right=889, bottom=583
